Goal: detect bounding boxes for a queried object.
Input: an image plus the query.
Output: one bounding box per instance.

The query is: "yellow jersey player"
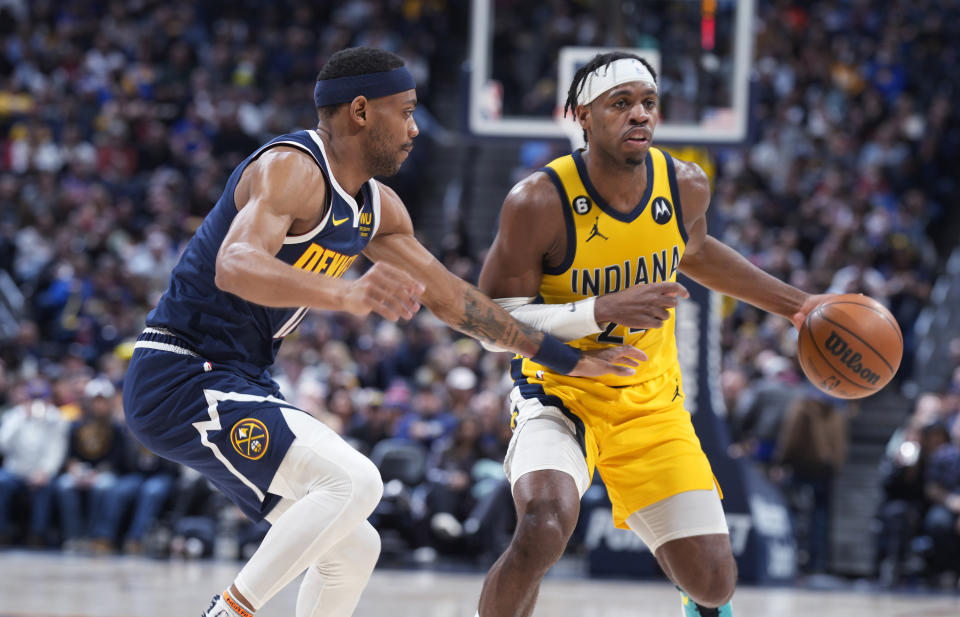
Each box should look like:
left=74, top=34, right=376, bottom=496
left=475, top=52, right=830, bottom=617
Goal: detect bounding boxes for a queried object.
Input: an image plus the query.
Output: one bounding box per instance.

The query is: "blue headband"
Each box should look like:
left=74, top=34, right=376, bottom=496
left=314, top=67, right=416, bottom=108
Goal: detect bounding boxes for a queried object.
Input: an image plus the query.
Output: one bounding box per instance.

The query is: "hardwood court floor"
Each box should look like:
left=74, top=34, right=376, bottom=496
left=0, top=551, right=957, bottom=617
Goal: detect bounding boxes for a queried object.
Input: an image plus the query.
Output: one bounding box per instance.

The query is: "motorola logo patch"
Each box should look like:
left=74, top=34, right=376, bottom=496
left=573, top=195, right=592, bottom=215
left=651, top=197, right=673, bottom=224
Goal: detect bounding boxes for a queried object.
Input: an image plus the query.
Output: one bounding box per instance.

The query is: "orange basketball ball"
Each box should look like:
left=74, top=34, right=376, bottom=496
left=797, top=294, right=903, bottom=399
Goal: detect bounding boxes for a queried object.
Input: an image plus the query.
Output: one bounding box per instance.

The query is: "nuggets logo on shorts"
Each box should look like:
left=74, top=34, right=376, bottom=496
left=230, top=418, right=269, bottom=460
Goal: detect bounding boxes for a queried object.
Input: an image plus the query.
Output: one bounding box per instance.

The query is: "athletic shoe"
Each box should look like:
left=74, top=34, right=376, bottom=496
left=201, top=592, right=253, bottom=617
left=680, top=591, right=732, bottom=617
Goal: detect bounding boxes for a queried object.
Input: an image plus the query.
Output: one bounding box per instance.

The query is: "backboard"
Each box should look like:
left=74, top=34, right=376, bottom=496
left=468, top=0, right=755, bottom=145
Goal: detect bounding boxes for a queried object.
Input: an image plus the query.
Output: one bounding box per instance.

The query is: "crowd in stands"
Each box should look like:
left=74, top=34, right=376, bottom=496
left=1, top=0, right=958, bottom=586
left=716, top=0, right=959, bottom=583
left=870, top=359, right=960, bottom=587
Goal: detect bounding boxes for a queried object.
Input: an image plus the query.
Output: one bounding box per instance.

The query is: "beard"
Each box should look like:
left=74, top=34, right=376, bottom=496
left=364, top=124, right=405, bottom=177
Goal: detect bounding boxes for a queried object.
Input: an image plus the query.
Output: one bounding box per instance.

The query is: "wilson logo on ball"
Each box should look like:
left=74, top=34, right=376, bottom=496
left=823, top=331, right=880, bottom=385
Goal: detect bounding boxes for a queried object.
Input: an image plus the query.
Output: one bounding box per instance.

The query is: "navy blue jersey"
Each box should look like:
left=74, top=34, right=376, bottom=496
left=147, top=130, right=380, bottom=381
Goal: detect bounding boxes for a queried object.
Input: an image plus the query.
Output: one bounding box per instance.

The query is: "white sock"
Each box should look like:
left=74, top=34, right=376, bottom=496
left=295, top=521, right=381, bottom=617
left=210, top=590, right=254, bottom=617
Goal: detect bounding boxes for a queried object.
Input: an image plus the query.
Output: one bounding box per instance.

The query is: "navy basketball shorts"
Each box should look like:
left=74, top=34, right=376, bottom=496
left=123, top=329, right=300, bottom=521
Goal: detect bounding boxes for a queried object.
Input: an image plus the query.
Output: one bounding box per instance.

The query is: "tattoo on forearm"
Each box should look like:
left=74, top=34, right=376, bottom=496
left=457, top=287, right=542, bottom=355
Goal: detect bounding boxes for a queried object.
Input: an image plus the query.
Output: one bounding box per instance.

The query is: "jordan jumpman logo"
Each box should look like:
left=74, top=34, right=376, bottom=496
left=586, top=216, right=608, bottom=242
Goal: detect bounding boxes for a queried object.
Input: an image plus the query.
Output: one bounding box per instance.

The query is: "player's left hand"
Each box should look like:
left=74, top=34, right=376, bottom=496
left=569, top=345, right=647, bottom=378
left=790, top=293, right=836, bottom=331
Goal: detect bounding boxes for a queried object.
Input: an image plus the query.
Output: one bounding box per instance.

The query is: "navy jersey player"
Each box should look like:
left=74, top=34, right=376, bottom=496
left=122, top=47, right=643, bottom=617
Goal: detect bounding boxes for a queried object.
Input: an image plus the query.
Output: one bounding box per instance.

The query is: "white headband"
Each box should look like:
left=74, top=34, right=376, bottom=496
left=576, top=58, right=657, bottom=106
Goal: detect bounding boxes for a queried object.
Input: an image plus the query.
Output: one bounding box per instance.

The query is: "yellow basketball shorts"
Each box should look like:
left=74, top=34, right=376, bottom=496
left=505, top=366, right=721, bottom=529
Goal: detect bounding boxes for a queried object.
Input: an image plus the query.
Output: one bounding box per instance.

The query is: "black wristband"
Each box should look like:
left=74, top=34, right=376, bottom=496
left=531, top=334, right=582, bottom=375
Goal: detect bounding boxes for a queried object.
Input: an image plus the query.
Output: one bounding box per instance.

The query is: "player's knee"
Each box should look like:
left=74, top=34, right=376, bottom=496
left=296, top=445, right=383, bottom=515
left=512, top=498, right=575, bottom=567
left=690, top=575, right=736, bottom=608
left=346, top=456, right=383, bottom=516
left=681, top=555, right=737, bottom=607
left=659, top=534, right=737, bottom=607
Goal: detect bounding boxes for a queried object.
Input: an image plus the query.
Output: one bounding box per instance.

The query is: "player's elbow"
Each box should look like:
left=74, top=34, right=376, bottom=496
left=678, top=250, right=707, bottom=279
left=213, top=260, right=234, bottom=294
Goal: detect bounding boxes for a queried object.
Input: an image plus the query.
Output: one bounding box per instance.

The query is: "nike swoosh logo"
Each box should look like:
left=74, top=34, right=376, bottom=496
left=331, top=215, right=350, bottom=226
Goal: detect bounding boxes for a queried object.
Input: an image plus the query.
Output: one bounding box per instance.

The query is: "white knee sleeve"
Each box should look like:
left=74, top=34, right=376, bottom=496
left=268, top=409, right=384, bottom=513
left=233, top=410, right=384, bottom=610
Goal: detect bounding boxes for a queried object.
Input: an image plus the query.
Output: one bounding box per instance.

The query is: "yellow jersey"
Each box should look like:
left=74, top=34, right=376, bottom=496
left=519, top=147, right=688, bottom=387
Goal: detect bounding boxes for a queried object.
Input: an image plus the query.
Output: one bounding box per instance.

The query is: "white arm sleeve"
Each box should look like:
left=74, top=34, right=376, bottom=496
left=480, top=296, right=601, bottom=352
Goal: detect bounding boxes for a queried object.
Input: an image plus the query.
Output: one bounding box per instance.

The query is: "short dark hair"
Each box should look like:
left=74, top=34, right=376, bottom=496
left=563, top=52, right=658, bottom=145
left=316, top=47, right=406, bottom=118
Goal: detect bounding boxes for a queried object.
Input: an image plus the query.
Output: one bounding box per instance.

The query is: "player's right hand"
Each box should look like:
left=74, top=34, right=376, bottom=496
left=789, top=292, right=835, bottom=331
left=594, top=281, right=689, bottom=330
left=569, top=345, right=647, bottom=377
left=344, top=262, right=425, bottom=321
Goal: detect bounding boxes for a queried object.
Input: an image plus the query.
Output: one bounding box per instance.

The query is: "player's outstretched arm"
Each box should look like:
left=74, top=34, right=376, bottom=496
left=673, top=158, right=826, bottom=326
left=681, top=236, right=815, bottom=320
left=214, top=148, right=423, bottom=320
left=365, top=183, right=645, bottom=377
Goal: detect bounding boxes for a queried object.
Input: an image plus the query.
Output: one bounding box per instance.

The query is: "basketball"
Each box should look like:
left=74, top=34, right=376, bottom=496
left=797, top=294, right=903, bottom=399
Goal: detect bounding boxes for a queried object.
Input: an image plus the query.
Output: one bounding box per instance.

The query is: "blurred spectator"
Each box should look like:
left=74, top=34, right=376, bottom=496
left=423, top=416, right=484, bottom=549
left=470, top=389, right=512, bottom=462
left=922, top=417, right=960, bottom=584
left=773, top=392, right=848, bottom=574
left=445, top=365, right=478, bottom=417
left=729, top=352, right=803, bottom=466
left=51, top=365, right=92, bottom=423
left=874, top=421, right=949, bottom=586
left=90, top=432, right=179, bottom=554
left=395, top=383, right=457, bottom=450
left=941, top=375, right=960, bottom=429
left=124, top=228, right=180, bottom=298
left=272, top=338, right=324, bottom=391
left=0, top=378, right=67, bottom=545
left=53, top=377, right=127, bottom=550
left=884, top=393, right=946, bottom=462
left=346, top=389, right=398, bottom=454
left=0, top=360, right=7, bottom=410
left=166, top=467, right=224, bottom=560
